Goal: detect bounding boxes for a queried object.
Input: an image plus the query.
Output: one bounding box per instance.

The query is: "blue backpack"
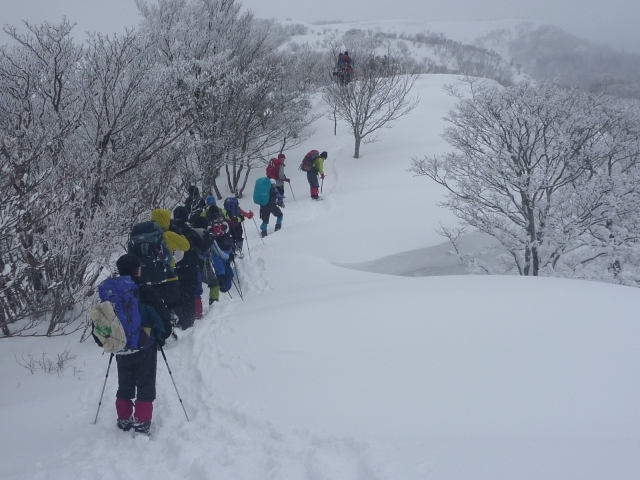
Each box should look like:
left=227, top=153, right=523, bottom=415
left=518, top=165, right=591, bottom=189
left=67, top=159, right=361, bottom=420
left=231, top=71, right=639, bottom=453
left=97, top=276, right=143, bottom=351
left=253, top=177, right=272, bottom=207
left=224, top=197, right=241, bottom=218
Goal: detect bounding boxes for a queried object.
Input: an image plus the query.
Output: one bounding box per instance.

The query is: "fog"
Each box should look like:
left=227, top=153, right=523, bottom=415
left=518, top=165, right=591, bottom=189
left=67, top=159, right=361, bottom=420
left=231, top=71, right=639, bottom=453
left=0, top=0, right=638, bottom=52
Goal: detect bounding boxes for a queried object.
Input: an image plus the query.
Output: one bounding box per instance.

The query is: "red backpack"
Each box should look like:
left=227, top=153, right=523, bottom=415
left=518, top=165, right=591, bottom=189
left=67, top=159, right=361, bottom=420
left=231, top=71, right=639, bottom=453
left=266, top=158, right=282, bottom=179
left=299, top=150, right=319, bottom=172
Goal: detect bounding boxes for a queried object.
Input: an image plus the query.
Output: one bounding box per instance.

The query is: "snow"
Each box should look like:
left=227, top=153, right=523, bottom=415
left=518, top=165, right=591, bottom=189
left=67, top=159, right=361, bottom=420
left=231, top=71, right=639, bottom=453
left=1, top=74, right=639, bottom=480
left=288, top=18, right=535, bottom=48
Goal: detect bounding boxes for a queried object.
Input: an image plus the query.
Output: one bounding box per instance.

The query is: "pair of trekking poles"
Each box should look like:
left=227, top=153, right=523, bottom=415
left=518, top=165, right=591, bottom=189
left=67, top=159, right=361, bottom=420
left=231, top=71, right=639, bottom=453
left=93, top=346, right=189, bottom=425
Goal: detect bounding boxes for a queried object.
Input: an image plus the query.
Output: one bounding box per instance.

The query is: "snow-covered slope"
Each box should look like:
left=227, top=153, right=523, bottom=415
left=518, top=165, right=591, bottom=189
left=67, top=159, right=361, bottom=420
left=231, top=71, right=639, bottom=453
left=286, top=18, right=535, bottom=49
left=1, top=74, right=639, bottom=480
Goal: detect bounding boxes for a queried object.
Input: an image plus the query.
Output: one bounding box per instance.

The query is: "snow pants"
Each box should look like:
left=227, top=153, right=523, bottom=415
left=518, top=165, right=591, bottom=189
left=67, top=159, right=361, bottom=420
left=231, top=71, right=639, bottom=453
left=150, top=280, right=181, bottom=327
left=307, top=169, right=320, bottom=198
left=175, top=264, right=198, bottom=329
left=115, top=345, right=158, bottom=422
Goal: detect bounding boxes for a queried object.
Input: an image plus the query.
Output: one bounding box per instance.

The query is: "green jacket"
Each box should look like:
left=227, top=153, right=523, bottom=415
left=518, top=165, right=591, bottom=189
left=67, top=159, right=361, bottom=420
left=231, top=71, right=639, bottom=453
left=312, top=156, right=324, bottom=175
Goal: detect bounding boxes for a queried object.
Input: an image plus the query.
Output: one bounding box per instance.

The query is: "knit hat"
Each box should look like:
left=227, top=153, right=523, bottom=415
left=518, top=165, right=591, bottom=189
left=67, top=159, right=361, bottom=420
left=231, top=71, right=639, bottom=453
left=205, top=195, right=217, bottom=206
left=278, top=153, right=286, bottom=160
left=116, top=253, right=141, bottom=278
left=320, top=151, right=328, bottom=159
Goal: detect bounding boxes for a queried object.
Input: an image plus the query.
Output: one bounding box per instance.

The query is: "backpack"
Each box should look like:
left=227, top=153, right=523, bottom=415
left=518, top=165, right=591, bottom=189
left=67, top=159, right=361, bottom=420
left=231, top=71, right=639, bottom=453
left=266, top=158, right=282, bottom=179
left=127, top=221, right=174, bottom=284
left=299, top=150, right=319, bottom=172
left=223, top=197, right=241, bottom=218
left=253, top=177, right=272, bottom=206
left=92, top=276, right=143, bottom=353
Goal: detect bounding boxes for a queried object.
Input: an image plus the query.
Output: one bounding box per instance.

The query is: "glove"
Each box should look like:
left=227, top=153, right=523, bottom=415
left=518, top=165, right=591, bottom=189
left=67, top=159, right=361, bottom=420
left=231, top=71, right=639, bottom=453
left=284, top=178, right=290, bottom=183
left=281, top=203, right=286, bottom=208
left=246, top=211, right=254, bottom=220
left=321, top=174, right=325, bottom=180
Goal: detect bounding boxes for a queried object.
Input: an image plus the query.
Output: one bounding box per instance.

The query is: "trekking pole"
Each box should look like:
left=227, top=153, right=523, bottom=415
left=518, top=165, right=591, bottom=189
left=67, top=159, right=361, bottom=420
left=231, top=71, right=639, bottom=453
left=252, top=217, right=265, bottom=244
left=231, top=262, right=244, bottom=300
left=288, top=182, right=296, bottom=201
left=93, top=353, right=114, bottom=425
left=159, top=346, right=190, bottom=422
left=242, top=223, right=252, bottom=259
left=231, top=276, right=244, bottom=301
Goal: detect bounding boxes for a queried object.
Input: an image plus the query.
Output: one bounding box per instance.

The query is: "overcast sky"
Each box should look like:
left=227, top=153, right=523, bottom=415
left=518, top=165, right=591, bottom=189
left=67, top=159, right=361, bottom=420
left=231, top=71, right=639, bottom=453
left=1, top=0, right=639, bottom=53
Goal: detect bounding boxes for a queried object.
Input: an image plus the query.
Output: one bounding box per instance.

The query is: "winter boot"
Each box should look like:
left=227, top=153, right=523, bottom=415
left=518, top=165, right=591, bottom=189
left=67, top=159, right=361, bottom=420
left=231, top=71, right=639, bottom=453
left=117, top=417, right=134, bottom=432
left=261, top=230, right=267, bottom=238
left=133, top=420, right=151, bottom=436
left=116, top=398, right=134, bottom=432
left=274, top=223, right=281, bottom=232
left=133, top=400, right=152, bottom=435
left=310, top=186, right=319, bottom=199
left=195, top=297, right=203, bottom=320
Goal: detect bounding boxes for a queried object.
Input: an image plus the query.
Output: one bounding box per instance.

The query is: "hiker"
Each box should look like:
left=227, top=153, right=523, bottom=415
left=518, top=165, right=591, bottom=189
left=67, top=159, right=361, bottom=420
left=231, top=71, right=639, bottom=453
left=210, top=217, right=235, bottom=294
left=146, top=208, right=190, bottom=327
left=93, top=253, right=172, bottom=436
left=307, top=151, right=327, bottom=200
left=343, top=51, right=354, bottom=71
left=184, top=185, right=205, bottom=219
left=223, top=197, right=254, bottom=258
left=274, top=153, right=290, bottom=195
left=202, top=195, right=223, bottom=223
left=171, top=206, right=214, bottom=329
left=259, top=179, right=284, bottom=237
left=337, top=51, right=354, bottom=85
left=191, top=216, right=220, bottom=309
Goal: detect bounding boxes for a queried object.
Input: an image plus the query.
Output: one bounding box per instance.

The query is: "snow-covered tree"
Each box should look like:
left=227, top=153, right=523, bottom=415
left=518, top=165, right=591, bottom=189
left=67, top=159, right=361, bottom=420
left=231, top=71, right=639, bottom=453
left=323, top=45, right=419, bottom=158
left=0, top=19, right=85, bottom=336
left=137, top=0, right=316, bottom=198
left=412, top=79, right=640, bottom=281
left=0, top=20, right=190, bottom=337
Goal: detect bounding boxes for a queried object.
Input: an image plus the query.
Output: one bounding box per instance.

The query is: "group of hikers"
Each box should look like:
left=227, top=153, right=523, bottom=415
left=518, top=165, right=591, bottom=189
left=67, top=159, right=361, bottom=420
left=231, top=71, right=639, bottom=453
left=90, top=149, right=329, bottom=436
left=334, top=51, right=355, bottom=85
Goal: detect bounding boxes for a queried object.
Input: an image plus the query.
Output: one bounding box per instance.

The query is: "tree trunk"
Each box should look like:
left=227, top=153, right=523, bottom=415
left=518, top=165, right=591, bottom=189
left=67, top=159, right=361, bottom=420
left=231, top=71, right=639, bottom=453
left=212, top=176, right=222, bottom=200
left=0, top=309, right=10, bottom=337
left=238, top=165, right=252, bottom=198
left=354, top=135, right=361, bottom=158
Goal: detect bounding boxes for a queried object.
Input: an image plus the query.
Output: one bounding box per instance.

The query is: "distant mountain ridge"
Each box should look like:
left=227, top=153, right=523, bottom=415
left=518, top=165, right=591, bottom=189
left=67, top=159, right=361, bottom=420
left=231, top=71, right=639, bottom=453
left=270, top=18, right=640, bottom=98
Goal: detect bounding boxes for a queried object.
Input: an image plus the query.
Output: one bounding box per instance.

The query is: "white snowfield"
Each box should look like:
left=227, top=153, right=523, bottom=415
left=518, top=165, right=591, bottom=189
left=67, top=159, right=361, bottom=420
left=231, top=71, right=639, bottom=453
left=1, top=75, right=639, bottom=480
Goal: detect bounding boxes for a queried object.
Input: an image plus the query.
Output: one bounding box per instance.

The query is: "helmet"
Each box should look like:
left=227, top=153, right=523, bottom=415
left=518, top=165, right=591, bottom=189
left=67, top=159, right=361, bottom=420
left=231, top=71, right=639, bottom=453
left=205, top=195, right=217, bottom=206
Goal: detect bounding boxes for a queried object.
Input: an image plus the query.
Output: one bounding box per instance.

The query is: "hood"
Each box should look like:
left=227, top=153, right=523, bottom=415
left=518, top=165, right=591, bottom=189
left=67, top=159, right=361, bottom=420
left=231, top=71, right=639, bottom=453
left=151, top=208, right=172, bottom=231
